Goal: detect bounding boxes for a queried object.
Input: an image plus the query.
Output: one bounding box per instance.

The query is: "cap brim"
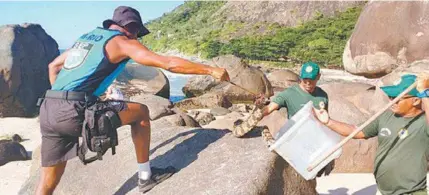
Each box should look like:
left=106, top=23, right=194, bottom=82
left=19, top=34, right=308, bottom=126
left=300, top=73, right=317, bottom=80
left=137, top=25, right=150, bottom=38
left=380, top=85, right=401, bottom=97
left=121, top=20, right=150, bottom=38
left=102, top=19, right=150, bottom=38
left=103, top=19, right=116, bottom=29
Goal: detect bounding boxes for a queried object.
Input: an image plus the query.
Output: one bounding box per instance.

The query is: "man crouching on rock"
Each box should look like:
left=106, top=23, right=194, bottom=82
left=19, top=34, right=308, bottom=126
left=36, top=6, right=229, bottom=195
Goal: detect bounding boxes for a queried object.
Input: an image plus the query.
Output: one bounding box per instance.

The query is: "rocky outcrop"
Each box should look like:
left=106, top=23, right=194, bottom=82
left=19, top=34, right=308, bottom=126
left=216, top=1, right=364, bottom=27
left=174, top=92, right=232, bottom=110
left=186, top=110, right=216, bottom=126
left=20, top=118, right=317, bottom=195
left=0, top=23, right=59, bottom=117
left=211, top=55, right=274, bottom=102
left=228, top=104, right=255, bottom=113
left=378, top=60, right=429, bottom=86
left=182, top=55, right=273, bottom=102
left=210, top=107, right=231, bottom=116
left=343, top=1, right=429, bottom=78
left=117, top=62, right=170, bottom=99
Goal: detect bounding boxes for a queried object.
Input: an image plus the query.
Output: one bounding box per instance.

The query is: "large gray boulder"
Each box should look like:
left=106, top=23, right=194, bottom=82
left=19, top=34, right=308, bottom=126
left=117, top=62, right=170, bottom=99
left=211, top=55, right=274, bottom=102
left=343, top=1, right=429, bottom=78
left=267, top=69, right=300, bottom=91
left=20, top=118, right=317, bottom=195
left=319, top=81, right=390, bottom=116
left=130, top=94, right=174, bottom=120
left=0, top=23, right=59, bottom=117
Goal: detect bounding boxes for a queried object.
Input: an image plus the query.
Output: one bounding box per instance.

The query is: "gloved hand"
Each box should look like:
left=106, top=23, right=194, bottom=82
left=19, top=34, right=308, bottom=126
left=416, top=73, right=429, bottom=95
left=312, top=102, right=330, bottom=124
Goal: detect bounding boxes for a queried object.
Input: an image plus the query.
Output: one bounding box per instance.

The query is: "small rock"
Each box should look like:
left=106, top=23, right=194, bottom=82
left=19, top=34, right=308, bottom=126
left=186, top=110, right=200, bottom=119
left=0, top=141, right=29, bottom=166
left=11, top=134, right=22, bottom=142
left=195, top=112, right=216, bottom=126
left=210, top=107, right=231, bottom=116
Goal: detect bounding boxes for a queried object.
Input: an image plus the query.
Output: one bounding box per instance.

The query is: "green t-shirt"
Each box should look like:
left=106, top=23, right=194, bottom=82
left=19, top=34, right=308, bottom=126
left=272, top=84, right=329, bottom=118
left=363, top=110, right=429, bottom=195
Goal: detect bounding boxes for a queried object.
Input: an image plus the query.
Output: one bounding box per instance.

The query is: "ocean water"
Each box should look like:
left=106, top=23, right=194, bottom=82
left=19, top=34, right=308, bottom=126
left=160, top=69, right=190, bottom=103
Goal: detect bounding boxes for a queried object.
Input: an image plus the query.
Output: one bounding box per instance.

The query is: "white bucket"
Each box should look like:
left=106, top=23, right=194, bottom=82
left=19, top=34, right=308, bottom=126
left=269, top=101, right=343, bottom=180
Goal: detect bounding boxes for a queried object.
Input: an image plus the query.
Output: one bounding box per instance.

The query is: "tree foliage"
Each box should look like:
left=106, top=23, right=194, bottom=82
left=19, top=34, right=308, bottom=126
left=141, top=1, right=363, bottom=67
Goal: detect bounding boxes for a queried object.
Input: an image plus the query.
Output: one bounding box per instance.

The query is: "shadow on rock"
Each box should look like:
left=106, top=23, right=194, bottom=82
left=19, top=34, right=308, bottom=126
left=113, top=128, right=229, bottom=195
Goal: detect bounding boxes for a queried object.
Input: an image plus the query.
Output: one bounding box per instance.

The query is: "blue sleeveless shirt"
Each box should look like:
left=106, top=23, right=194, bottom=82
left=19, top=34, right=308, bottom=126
left=51, top=27, right=129, bottom=97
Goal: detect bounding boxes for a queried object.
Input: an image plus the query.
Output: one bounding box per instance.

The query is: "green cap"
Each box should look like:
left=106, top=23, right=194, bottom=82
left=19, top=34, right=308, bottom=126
left=380, top=74, right=419, bottom=98
left=300, top=62, right=320, bottom=80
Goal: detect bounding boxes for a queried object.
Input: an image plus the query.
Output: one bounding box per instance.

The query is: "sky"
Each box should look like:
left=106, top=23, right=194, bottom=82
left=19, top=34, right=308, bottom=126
left=0, top=1, right=184, bottom=49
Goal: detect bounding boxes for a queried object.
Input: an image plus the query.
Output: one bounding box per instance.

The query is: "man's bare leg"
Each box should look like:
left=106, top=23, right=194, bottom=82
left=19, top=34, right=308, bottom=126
left=118, top=102, right=175, bottom=193
left=36, top=161, right=67, bottom=195
left=118, top=103, right=151, bottom=163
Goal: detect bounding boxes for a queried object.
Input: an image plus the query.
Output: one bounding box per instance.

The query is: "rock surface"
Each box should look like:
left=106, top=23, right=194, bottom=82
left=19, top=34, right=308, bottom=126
left=174, top=92, right=232, bottom=110
left=130, top=94, right=174, bottom=120
left=378, top=60, right=429, bottom=86
left=267, top=69, right=300, bottom=91
left=217, top=1, right=364, bottom=27
left=210, top=107, right=231, bottom=116
left=181, top=75, right=217, bottom=97
left=20, top=119, right=317, bottom=195
left=0, top=23, right=59, bottom=117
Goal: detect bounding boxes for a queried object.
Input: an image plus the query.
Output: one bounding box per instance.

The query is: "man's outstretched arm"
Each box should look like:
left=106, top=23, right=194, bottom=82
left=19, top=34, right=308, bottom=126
left=313, top=108, right=367, bottom=139
left=117, top=38, right=230, bottom=81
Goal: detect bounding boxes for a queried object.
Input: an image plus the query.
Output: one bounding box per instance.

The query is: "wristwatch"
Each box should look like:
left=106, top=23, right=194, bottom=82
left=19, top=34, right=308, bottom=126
left=418, top=88, right=429, bottom=98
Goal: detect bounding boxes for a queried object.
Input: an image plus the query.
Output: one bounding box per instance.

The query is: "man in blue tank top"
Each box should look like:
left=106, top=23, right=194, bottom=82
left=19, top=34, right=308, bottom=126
left=36, top=6, right=230, bottom=195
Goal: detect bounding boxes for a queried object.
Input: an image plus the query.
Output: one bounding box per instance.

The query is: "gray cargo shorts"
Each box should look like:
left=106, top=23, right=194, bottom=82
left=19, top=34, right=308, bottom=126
left=38, top=98, right=127, bottom=167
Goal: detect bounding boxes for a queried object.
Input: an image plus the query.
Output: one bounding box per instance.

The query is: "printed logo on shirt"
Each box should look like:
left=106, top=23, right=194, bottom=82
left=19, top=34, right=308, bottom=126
left=63, top=42, right=94, bottom=70
left=379, top=128, right=392, bottom=137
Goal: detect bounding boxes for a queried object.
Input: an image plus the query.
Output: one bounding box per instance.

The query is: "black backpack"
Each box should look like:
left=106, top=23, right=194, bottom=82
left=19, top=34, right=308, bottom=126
left=78, top=103, right=121, bottom=165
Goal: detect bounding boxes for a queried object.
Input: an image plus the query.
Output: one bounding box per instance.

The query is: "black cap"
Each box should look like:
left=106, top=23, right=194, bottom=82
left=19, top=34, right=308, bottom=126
left=103, top=6, right=150, bottom=38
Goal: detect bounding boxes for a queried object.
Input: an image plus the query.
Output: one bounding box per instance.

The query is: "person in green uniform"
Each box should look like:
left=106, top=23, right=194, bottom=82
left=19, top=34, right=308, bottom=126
left=232, top=61, right=333, bottom=183
left=313, top=73, right=429, bottom=195
left=265, top=61, right=328, bottom=118
left=232, top=61, right=329, bottom=138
